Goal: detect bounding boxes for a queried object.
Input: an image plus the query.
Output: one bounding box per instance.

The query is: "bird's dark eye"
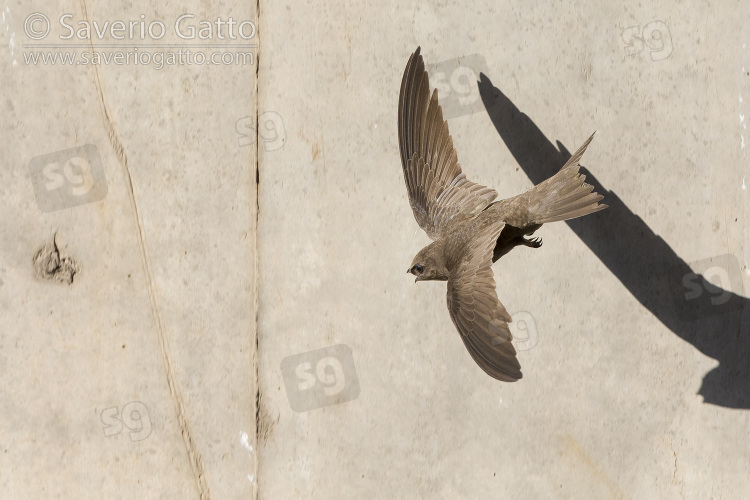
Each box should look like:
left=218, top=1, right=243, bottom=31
left=414, top=264, right=424, bottom=274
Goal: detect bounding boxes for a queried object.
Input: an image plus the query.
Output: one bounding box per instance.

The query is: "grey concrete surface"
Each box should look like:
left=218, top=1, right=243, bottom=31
left=256, top=1, right=749, bottom=499
left=1, top=1, right=257, bottom=499
left=2, top=0, right=750, bottom=499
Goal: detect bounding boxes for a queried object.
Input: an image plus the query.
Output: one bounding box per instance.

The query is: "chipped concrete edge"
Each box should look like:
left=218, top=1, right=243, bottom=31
left=32, top=232, right=80, bottom=285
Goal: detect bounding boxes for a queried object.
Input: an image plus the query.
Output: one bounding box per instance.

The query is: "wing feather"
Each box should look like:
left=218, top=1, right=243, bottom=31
left=398, top=47, right=498, bottom=239
left=446, top=220, right=522, bottom=382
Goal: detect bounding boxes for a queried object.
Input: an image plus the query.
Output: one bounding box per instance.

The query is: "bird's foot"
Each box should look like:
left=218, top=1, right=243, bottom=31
left=521, top=236, right=543, bottom=248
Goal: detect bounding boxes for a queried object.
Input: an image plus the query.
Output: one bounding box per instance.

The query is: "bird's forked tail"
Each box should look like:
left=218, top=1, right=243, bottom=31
left=523, top=132, right=608, bottom=224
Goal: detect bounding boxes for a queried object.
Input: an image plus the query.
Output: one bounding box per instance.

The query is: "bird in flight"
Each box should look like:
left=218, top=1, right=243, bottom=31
left=398, top=47, right=607, bottom=381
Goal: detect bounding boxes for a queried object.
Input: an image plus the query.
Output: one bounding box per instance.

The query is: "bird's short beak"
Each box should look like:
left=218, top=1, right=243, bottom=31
left=406, top=268, right=411, bottom=274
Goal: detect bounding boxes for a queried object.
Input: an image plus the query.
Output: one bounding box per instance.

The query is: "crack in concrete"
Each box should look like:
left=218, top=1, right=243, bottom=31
left=252, top=2, right=261, bottom=499
left=670, top=436, right=685, bottom=500
left=77, top=1, right=210, bottom=498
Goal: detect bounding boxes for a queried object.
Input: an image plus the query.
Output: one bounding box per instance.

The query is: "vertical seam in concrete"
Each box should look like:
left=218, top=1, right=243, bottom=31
left=78, top=1, right=211, bottom=498
left=253, top=1, right=261, bottom=499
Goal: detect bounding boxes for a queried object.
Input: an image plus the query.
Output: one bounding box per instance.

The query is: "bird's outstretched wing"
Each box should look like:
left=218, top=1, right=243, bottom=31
left=398, top=47, right=498, bottom=240
left=446, top=220, right=522, bottom=382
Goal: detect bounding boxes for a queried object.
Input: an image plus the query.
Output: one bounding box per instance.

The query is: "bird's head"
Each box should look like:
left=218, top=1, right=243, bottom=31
left=407, top=244, right=449, bottom=283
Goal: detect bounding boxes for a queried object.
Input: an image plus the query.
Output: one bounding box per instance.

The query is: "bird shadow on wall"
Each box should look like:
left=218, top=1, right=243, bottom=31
left=478, top=74, right=749, bottom=409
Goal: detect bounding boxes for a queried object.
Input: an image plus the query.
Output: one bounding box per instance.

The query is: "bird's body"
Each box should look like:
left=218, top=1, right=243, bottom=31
left=399, top=47, right=607, bottom=382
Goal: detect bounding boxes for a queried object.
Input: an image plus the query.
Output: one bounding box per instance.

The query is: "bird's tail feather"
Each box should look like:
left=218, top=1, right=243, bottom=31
left=524, top=132, right=607, bottom=224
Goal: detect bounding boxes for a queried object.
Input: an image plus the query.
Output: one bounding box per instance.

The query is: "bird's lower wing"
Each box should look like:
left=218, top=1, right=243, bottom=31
left=446, top=220, right=522, bottom=382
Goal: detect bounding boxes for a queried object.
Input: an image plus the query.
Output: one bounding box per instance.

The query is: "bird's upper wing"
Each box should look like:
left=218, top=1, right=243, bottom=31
left=446, top=220, right=522, bottom=382
left=398, top=47, right=498, bottom=240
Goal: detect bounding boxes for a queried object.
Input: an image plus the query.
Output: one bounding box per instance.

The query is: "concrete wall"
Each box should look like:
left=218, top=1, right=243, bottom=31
left=2, top=1, right=748, bottom=498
